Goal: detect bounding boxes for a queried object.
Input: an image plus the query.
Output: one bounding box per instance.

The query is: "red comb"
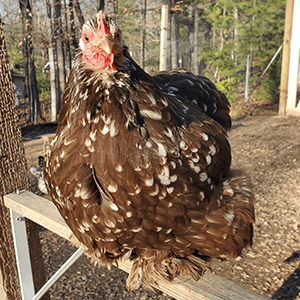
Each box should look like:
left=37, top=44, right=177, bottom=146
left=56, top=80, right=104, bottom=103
left=98, top=10, right=109, bottom=36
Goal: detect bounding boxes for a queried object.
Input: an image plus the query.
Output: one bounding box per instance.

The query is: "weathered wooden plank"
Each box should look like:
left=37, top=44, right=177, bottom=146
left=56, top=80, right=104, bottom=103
left=4, top=191, right=72, bottom=241
left=4, top=191, right=269, bottom=300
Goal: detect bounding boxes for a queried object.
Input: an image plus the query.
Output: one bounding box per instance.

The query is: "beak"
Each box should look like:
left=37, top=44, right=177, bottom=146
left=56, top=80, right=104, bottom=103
left=95, top=37, right=113, bottom=54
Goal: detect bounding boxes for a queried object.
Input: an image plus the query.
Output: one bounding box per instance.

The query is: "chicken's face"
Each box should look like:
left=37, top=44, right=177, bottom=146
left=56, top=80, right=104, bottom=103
left=79, top=11, right=123, bottom=71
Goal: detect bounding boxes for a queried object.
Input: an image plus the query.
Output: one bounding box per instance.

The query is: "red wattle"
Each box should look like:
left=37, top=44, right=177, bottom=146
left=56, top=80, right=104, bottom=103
left=83, top=50, right=116, bottom=71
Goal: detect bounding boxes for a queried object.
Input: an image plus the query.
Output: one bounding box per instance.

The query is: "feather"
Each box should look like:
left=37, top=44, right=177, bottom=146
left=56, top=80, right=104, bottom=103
left=44, top=10, right=254, bottom=291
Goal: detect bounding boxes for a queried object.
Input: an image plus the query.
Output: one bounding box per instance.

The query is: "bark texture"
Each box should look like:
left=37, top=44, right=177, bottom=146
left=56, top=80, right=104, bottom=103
left=0, top=16, right=49, bottom=300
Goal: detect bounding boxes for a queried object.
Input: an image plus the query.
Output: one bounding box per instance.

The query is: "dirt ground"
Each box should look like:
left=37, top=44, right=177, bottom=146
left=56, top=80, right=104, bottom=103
left=21, top=100, right=300, bottom=300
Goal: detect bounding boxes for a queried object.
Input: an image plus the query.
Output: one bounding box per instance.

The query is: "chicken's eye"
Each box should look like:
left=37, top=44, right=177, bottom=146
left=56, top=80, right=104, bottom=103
left=84, top=36, right=89, bottom=43
left=116, top=32, right=120, bottom=39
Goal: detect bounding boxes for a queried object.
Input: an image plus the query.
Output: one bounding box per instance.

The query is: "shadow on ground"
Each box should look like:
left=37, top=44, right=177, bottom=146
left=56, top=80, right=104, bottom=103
left=272, top=252, right=300, bottom=299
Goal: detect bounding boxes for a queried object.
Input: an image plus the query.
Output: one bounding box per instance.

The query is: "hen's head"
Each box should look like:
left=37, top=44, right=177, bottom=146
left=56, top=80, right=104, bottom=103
left=79, top=11, right=123, bottom=71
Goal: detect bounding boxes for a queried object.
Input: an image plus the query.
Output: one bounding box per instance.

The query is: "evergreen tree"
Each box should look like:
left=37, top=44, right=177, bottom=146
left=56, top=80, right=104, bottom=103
left=3, top=0, right=287, bottom=107
left=202, top=0, right=286, bottom=102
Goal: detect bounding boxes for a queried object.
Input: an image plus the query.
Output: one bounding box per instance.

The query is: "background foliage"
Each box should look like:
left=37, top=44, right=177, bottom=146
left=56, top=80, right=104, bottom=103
left=1, top=0, right=286, bottom=104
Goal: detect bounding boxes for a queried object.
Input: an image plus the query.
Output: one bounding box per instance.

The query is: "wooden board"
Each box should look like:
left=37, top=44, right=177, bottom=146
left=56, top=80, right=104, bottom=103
left=4, top=191, right=72, bottom=241
left=4, top=191, right=269, bottom=300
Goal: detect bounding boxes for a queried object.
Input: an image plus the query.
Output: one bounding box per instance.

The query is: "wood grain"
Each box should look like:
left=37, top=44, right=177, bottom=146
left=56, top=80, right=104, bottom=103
left=4, top=191, right=72, bottom=241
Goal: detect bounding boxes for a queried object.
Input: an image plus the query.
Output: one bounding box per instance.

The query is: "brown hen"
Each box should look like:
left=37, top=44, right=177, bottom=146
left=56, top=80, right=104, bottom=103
left=44, top=11, right=254, bottom=291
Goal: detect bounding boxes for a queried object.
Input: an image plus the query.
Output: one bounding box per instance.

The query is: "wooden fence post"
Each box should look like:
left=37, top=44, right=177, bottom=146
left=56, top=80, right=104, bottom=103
left=279, top=0, right=294, bottom=116
left=160, top=2, right=169, bottom=71
left=0, top=16, right=49, bottom=300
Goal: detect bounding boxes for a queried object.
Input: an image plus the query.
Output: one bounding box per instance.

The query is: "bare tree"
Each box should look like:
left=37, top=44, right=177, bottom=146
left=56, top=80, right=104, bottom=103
left=193, top=7, right=198, bottom=74
left=160, top=0, right=169, bottom=71
left=74, top=0, right=85, bottom=27
left=19, top=0, right=43, bottom=124
left=166, top=1, right=171, bottom=70
left=170, top=7, right=179, bottom=69
left=104, top=0, right=118, bottom=15
left=187, top=5, right=194, bottom=72
left=62, top=0, right=72, bottom=77
left=98, top=0, right=105, bottom=11
left=141, top=0, right=147, bottom=69
left=45, top=0, right=58, bottom=122
left=53, top=0, right=66, bottom=112
left=69, top=0, right=78, bottom=49
left=45, top=0, right=84, bottom=121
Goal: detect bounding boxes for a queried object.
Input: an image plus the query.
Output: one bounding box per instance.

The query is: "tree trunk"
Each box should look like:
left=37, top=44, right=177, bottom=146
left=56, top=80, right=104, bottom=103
left=233, top=5, right=238, bottom=67
left=53, top=0, right=66, bottom=113
left=98, top=0, right=105, bottom=11
left=69, top=0, right=78, bottom=50
left=19, top=0, right=43, bottom=124
left=105, top=0, right=114, bottom=14
left=21, top=17, right=31, bottom=120
left=166, top=2, right=171, bottom=70
left=193, top=7, right=198, bottom=74
left=0, top=15, right=49, bottom=300
left=105, top=0, right=118, bottom=15
left=46, top=0, right=58, bottom=122
left=62, top=0, right=71, bottom=78
left=214, top=7, right=226, bottom=82
left=160, top=2, right=169, bottom=71
left=187, top=5, right=194, bottom=72
left=141, top=0, right=147, bottom=69
left=114, top=0, right=118, bottom=15
left=170, top=9, right=179, bottom=69
left=74, top=0, right=85, bottom=27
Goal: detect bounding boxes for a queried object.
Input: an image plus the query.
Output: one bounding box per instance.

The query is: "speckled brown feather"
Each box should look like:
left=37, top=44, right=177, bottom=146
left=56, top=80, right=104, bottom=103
left=153, top=68, right=231, bottom=132
left=44, top=11, right=254, bottom=291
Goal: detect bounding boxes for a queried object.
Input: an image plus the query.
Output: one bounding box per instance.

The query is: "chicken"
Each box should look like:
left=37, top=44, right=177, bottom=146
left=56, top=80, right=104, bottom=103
left=30, top=156, right=48, bottom=194
left=44, top=11, right=254, bottom=291
left=153, top=69, right=231, bottom=132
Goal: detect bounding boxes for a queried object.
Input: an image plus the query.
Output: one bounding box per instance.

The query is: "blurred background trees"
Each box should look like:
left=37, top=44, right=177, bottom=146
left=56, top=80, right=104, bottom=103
left=0, top=0, right=287, bottom=122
